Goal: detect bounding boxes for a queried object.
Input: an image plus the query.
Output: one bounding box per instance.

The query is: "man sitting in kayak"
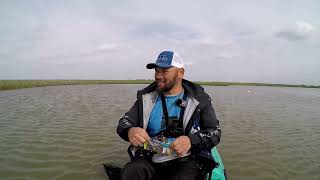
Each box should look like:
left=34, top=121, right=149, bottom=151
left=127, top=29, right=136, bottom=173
left=117, top=50, right=221, bottom=180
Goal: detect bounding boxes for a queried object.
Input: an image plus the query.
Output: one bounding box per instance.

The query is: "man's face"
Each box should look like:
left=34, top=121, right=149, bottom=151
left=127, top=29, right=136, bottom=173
left=154, top=67, right=184, bottom=92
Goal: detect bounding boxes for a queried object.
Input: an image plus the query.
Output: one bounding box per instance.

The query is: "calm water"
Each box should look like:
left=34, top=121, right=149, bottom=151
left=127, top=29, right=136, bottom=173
left=0, top=84, right=319, bottom=180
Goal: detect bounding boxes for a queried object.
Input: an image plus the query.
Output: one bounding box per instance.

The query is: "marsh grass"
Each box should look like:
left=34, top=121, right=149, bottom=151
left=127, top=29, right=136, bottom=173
left=0, top=80, right=319, bottom=91
left=0, top=80, right=152, bottom=91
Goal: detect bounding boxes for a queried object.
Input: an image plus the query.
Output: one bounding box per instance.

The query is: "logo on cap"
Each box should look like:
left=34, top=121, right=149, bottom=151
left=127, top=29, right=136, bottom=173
left=157, top=55, right=168, bottom=62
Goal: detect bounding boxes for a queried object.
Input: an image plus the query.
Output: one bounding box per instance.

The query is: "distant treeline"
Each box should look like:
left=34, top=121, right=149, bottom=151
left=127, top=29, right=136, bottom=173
left=0, top=80, right=319, bottom=91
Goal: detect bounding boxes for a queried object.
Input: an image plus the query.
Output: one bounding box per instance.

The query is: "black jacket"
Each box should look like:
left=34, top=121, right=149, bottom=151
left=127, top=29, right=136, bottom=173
left=117, top=79, right=221, bottom=152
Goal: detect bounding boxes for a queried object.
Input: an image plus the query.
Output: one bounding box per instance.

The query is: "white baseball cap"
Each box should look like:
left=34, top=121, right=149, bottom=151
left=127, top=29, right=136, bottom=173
left=146, top=51, right=184, bottom=69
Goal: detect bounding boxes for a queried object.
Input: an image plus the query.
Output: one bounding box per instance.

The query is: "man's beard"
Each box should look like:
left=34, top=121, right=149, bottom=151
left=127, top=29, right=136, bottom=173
left=157, top=81, right=176, bottom=93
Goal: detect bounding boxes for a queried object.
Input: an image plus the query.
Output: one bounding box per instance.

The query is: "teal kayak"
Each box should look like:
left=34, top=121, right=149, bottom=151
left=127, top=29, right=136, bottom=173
left=208, top=147, right=227, bottom=180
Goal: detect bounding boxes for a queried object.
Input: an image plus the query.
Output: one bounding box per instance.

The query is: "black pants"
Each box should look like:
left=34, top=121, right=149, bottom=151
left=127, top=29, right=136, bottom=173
left=121, top=157, right=200, bottom=180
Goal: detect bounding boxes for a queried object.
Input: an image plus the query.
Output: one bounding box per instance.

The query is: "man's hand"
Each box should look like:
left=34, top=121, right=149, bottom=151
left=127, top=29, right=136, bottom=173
left=128, top=127, right=150, bottom=147
left=170, top=136, right=191, bottom=156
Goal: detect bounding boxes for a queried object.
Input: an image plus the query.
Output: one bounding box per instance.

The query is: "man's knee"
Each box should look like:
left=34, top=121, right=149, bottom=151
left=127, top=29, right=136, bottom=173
left=121, top=158, right=156, bottom=180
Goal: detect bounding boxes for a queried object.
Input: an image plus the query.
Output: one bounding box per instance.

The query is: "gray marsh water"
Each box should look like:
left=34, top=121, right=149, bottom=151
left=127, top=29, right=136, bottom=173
left=0, top=84, right=319, bottom=180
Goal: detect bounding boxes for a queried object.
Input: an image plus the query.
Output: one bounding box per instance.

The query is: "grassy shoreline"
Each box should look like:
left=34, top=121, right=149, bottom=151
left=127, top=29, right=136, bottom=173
left=0, top=80, right=319, bottom=91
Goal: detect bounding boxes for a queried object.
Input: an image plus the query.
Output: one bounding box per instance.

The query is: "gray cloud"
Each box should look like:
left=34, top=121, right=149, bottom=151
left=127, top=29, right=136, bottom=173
left=129, top=20, right=200, bottom=42
left=215, top=52, right=240, bottom=60
left=96, top=43, right=125, bottom=52
left=31, top=43, right=125, bottom=63
left=275, top=21, right=316, bottom=41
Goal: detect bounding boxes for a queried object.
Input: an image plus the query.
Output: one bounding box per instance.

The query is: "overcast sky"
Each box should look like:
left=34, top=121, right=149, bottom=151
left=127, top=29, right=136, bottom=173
left=1, top=0, right=319, bottom=85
